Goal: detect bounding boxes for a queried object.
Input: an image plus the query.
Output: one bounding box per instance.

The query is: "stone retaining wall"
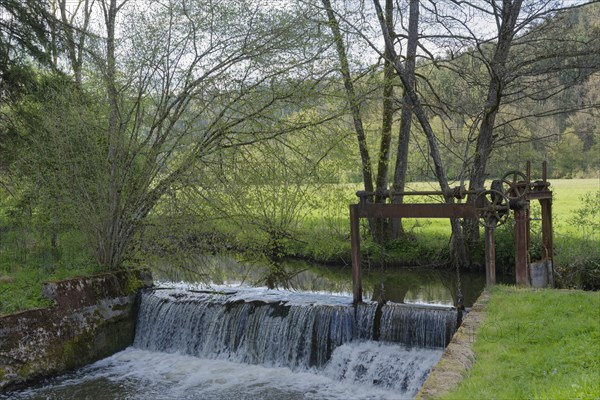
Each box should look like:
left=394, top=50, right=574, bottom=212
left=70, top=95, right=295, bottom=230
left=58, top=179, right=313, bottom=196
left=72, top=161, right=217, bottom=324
left=0, top=269, right=153, bottom=392
left=416, top=289, right=491, bottom=399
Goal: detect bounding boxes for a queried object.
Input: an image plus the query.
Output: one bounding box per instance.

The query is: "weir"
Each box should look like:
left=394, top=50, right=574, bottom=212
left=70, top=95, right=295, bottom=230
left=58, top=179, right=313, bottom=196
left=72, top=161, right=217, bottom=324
left=1, top=287, right=460, bottom=399
left=133, top=288, right=458, bottom=393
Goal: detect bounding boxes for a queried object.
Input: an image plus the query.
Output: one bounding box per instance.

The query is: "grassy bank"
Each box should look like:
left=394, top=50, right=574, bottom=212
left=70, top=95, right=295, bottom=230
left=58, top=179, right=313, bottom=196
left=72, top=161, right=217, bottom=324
left=1, top=179, right=598, bottom=314
left=0, top=263, right=101, bottom=315
left=0, top=227, right=104, bottom=315
left=442, top=286, right=600, bottom=400
left=197, top=179, right=599, bottom=277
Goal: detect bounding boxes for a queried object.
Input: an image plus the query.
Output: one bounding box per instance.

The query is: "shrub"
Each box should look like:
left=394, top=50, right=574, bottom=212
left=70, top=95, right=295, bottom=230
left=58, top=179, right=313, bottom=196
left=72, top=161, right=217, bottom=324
left=554, top=191, right=600, bottom=290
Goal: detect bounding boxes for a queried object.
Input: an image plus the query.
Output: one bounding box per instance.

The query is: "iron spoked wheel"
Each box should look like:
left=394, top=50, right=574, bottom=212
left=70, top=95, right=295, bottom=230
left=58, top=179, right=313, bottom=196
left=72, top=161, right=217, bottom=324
left=475, top=189, right=510, bottom=228
left=501, top=170, right=529, bottom=199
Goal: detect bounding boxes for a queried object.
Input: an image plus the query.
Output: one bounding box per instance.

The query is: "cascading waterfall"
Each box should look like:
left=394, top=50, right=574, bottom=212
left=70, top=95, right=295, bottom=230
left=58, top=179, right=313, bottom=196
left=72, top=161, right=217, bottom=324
left=3, top=288, right=460, bottom=400
left=135, top=290, right=378, bottom=369
left=132, top=288, right=458, bottom=397
left=379, top=304, right=458, bottom=348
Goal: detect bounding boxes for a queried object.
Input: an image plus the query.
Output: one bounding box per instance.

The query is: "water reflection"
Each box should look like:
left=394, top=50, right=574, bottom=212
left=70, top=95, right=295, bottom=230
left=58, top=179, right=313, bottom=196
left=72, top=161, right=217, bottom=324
left=151, top=255, right=490, bottom=308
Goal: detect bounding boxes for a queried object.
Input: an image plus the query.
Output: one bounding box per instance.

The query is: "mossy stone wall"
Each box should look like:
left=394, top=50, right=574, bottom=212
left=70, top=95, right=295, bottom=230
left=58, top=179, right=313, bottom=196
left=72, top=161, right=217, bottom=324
left=0, top=269, right=153, bottom=392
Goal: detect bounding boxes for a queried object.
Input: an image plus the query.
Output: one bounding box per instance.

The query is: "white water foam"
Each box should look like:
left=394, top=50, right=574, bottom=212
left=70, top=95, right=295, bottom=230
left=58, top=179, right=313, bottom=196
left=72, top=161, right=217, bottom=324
left=152, top=282, right=460, bottom=309
left=153, top=281, right=361, bottom=306
left=8, top=344, right=441, bottom=400
left=324, top=342, right=442, bottom=396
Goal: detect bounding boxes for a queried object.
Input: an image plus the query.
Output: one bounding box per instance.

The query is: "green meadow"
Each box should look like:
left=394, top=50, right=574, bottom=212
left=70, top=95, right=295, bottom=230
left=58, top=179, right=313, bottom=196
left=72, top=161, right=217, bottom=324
left=1, top=178, right=598, bottom=315
left=548, top=178, right=599, bottom=233
left=442, top=286, right=600, bottom=400
left=276, top=178, right=600, bottom=268
left=298, top=178, right=598, bottom=238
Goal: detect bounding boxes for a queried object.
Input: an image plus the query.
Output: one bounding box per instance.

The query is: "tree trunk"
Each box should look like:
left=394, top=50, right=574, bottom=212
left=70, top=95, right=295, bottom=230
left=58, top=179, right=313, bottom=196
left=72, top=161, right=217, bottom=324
left=321, top=0, right=374, bottom=194
left=391, top=0, right=418, bottom=238
left=464, top=0, right=523, bottom=248
left=373, top=0, right=395, bottom=242
left=373, top=0, right=469, bottom=267
left=98, top=0, right=123, bottom=269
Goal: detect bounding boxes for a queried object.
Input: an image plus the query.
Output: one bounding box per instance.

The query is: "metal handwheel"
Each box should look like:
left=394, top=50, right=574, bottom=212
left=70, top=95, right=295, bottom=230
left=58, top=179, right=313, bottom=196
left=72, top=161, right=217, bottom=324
left=501, top=170, right=529, bottom=199
left=475, top=189, right=510, bottom=228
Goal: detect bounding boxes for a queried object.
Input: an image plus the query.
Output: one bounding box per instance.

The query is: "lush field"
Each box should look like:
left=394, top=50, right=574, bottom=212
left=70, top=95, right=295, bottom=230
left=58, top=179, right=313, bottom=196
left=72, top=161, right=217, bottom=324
left=315, top=178, right=599, bottom=236
left=442, top=286, right=600, bottom=400
left=1, top=179, right=598, bottom=315
left=286, top=178, right=600, bottom=267
left=548, top=178, right=599, bottom=234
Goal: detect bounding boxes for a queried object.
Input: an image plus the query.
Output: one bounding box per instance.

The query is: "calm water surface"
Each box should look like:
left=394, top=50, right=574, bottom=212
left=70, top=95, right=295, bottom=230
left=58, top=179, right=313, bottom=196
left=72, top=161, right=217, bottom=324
left=151, top=255, right=493, bottom=307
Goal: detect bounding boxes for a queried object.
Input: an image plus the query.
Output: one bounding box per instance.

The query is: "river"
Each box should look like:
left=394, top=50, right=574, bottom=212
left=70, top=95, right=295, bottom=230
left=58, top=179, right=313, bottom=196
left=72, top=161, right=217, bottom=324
left=2, top=257, right=494, bottom=399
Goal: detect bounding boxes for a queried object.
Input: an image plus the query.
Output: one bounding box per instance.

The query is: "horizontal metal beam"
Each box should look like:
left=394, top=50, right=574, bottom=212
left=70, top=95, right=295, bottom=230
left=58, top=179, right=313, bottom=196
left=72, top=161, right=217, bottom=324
left=527, top=191, right=552, bottom=201
left=356, top=185, right=478, bottom=200
left=352, top=203, right=479, bottom=219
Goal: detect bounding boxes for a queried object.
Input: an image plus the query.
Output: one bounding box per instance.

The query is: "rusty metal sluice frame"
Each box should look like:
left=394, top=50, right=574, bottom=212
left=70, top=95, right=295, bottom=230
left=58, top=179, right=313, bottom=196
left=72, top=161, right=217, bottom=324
left=349, top=161, right=554, bottom=305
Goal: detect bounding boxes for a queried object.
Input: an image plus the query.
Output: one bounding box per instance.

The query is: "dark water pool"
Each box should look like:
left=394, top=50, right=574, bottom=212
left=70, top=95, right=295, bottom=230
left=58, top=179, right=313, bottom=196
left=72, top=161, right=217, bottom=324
left=150, top=254, right=496, bottom=307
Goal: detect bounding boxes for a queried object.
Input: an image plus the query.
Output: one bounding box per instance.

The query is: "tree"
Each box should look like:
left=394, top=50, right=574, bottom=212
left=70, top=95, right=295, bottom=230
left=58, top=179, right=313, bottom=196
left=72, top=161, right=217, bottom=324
left=320, top=0, right=375, bottom=196
left=390, top=0, right=418, bottom=238
left=372, top=0, right=469, bottom=266
left=195, top=129, right=333, bottom=260
left=0, top=0, right=55, bottom=169
left=52, top=0, right=95, bottom=87
left=366, top=0, right=598, bottom=261
left=460, top=0, right=600, bottom=244
left=551, top=129, right=586, bottom=177
left=396, top=0, right=600, bottom=245
left=12, top=0, right=333, bottom=269
left=320, top=0, right=415, bottom=241
left=568, top=72, right=600, bottom=151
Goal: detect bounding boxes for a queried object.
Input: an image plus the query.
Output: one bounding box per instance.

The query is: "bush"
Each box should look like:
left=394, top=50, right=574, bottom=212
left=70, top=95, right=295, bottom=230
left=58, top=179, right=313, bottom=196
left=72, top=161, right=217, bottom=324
left=554, top=236, right=600, bottom=290
left=554, top=191, right=600, bottom=290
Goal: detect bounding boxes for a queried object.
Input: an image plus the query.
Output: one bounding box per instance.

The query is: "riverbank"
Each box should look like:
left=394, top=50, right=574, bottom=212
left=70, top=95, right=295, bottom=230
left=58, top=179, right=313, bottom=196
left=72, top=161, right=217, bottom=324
left=2, top=179, right=597, bottom=315
left=438, top=286, right=599, bottom=399
left=141, top=178, right=599, bottom=287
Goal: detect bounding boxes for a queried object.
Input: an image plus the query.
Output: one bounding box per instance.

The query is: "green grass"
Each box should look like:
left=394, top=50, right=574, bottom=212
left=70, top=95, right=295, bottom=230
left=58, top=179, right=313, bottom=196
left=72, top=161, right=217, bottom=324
left=1, top=179, right=597, bottom=315
left=0, top=263, right=102, bottom=315
left=285, top=179, right=599, bottom=265
left=168, top=178, right=598, bottom=267
left=0, top=229, right=104, bottom=315
left=442, top=286, right=600, bottom=400
left=296, top=178, right=599, bottom=238
left=551, top=178, right=599, bottom=235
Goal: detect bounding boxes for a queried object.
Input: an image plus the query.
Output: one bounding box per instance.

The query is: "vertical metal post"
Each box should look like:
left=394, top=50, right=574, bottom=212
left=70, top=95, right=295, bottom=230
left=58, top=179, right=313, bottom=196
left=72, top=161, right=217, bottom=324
left=542, top=160, right=547, bottom=182
left=484, top=226, right=496, bottom=286
left=526, top=205, right=531, bottom=255
left=514, top=207, right=529, bottom=286
left=541, top=160, right=554, bottom=286
left=350, top=205, right=362, bottom=304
